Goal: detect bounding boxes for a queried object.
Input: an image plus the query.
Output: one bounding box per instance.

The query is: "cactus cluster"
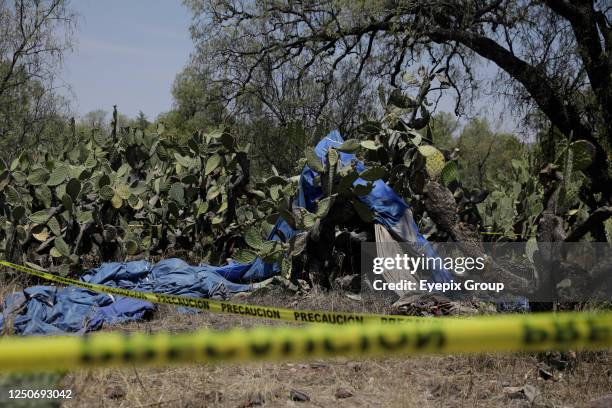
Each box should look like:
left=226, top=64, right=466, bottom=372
left=1, top=84, right=596, bottom=282
left=476, top=139, right=596, bottom=241
left=0, top=108, right=252, bottom=275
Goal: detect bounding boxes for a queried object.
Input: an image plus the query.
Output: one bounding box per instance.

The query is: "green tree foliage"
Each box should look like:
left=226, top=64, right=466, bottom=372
left=182, top=2, right=380, bottom=177
left=429, top=112, right=458, bottom=150
left=0, top=0, right=75, bottom=161
left=248, top=121, right=316, bottom=178
left=455, top=118, right=526, bottom=189
left=158, top=66, right=226, bottom=136
left=190, top=0, right=611, bottom=208
left=136, top=111, right=150, bottom=130
left=0, top=64, right=70, bottom=159
left=81, top=110, right=108, bottom=131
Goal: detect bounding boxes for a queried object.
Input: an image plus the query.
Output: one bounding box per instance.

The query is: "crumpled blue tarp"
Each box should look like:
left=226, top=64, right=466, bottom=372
left=0, top=258, right=269, bottom=335
left=298, top=130, right=453, bottom=283
left=1, top=130, right=453, bottom=336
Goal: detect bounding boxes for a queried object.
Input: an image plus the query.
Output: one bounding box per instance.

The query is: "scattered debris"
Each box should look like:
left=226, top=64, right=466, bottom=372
left=538, top=365, right=554, bottom=381
left=502, top=386, right=524, bottom=399
left=544, top=350, right=577, bottom=371
left=427, top=383, right=443, bottom=399
left=203, top=391, right=223, bottom=403
left=503, top=384, right=540, bottom=402
left=502, top=384, right=553, bottom=408
left=345, top=292, right=362, bottom=302
left=522, top=384, right=538, bottom=403
left=335, top=388, right=354, bottom=399
left=105, top=385, right=126, bottom=400
left=239, top=392, right=265, bottom=407
left=247, top=285, right=273, bottom=297
left=391, top=293, right=478, bottom=316
left=290, top=389, right=310, bottom=402
left=271, top=276, right=299, bottom=293
left=333, top=274, right=360, bottom=292
left=183, top=400, right=201, bottom=408
left=585, top=394, right=612, bottom=408
left=296, top=279, right=311, bottom=292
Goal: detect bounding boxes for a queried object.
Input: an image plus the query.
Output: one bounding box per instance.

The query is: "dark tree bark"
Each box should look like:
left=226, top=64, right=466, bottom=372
left=423, top=180, right=532, bottom=292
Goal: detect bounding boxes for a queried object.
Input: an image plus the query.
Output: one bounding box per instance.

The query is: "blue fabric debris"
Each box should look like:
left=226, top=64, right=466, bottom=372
left=1, top=259, right=266, bottom=335
left=298, top=130, right=453, bottom=283
left=1, top=130, right=455, bottom=335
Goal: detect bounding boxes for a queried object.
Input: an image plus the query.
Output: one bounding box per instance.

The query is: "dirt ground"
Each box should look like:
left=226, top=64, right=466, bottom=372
left=49, top=288, right=612, bottom=408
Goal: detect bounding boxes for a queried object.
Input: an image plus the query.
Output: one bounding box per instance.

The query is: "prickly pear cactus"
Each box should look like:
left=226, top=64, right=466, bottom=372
left=0, top=107, right=256, bottom=275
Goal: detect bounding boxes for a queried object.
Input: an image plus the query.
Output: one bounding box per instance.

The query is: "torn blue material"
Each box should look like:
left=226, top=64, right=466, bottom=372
left=1, top=130, right=453, bottom=335
left=1, top=259, right=266, bottom=335
left=298, top=130, right=453, bottom=284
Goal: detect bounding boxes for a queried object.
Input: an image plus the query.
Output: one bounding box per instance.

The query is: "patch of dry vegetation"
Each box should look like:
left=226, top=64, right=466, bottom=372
left=56, top=289, right=611, bottom=408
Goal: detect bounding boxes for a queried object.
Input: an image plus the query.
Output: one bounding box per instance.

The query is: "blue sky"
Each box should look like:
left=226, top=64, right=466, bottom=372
left=61, top=0, right=193, bottom=121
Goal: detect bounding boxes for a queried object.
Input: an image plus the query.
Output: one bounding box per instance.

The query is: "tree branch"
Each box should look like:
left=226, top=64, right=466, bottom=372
left=565, top=206, right=612, bottom=242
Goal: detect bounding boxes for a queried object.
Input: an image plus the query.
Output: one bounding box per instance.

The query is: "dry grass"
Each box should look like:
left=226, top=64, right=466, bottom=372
left=0, top=274, right=24, bottom=336
left=55, top=288, right=612, bottom=408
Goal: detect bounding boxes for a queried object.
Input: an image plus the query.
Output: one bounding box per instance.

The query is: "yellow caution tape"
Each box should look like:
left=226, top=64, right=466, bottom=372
left=0, top=260, right=420, bottom=325
left=0, top=311, right=609, bottom=371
